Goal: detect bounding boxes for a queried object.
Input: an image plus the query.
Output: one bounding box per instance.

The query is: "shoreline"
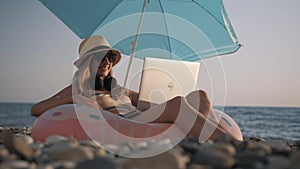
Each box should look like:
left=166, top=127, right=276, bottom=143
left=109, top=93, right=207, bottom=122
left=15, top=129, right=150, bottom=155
left=1, top=127, right=299, bottom=169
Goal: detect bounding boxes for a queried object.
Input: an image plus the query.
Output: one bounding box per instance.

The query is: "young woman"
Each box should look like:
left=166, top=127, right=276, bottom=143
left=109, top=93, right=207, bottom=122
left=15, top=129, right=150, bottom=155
left=31, top=35, right=243, bottom=141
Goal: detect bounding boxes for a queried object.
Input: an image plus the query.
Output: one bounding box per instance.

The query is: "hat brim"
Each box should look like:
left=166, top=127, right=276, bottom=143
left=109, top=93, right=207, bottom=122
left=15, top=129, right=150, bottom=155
left=74, top=48, right=121, bottom=68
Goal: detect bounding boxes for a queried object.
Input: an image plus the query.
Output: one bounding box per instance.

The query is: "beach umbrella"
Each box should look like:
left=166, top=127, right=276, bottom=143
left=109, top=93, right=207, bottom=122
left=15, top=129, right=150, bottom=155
left=39, top=0, right=241, bottom=86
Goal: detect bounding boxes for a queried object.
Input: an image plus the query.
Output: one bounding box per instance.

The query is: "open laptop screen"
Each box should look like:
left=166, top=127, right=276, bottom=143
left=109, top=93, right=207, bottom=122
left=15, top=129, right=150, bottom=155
left=137, top=57, right=200, bottom=111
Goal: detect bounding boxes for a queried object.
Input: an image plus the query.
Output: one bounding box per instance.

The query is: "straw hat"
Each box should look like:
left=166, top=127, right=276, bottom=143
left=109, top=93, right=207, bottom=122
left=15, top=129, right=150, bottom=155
left=74, top=35, right=122, bottom=68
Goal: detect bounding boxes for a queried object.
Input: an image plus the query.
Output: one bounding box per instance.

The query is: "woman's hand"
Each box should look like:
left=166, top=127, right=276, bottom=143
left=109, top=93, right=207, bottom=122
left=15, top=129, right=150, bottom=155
left=111, top=86, right=127, bottom=100
left=31, top=85, right=74, bottom=117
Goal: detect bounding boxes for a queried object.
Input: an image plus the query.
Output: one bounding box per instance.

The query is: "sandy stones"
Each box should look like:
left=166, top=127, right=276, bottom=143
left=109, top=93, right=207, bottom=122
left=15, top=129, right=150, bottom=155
left=1, top=127, right=300, bottom=169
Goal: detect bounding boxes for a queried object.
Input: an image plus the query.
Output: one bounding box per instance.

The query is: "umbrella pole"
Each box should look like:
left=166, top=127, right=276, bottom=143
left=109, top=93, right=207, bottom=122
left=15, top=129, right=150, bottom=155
left=123, top=0, right=149, bottom=88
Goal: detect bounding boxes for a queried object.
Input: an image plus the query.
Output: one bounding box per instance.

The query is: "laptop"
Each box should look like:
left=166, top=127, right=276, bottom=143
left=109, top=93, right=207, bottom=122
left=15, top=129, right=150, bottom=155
left=136, top=57, right=200, bottom=111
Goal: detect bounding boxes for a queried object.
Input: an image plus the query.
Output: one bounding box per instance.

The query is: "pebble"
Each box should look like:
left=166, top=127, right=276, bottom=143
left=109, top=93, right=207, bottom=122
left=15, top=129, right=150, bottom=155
left=262, top=139, right=291, bottom=154
left=47, top=143, right=94, bottom=161
left=16, top=134, right=34, bottom=145
left=2, top=131, right=34, bottom=160
left=93, top=147, right=107, bottom=157
left=179, top=137, right=199, bottom=154
left=244, top=140, right=272, bottom=155
left=190, top=142, right=236, bottom=169
left=29, top=142, right=44, bottom=151
left=186, top=164, right=213, bottom=169
left=79, top=140, right=101, bottom=148
left=45, top=135, right=68, bottom=145
left=267, top=155, right=290, bottom=169
left=290, top=150, right=300, bottom=168
left=235, top=150, right=267, bottom=169
left=47, top=140, right=77, bottom=153
left=36, top=164, right=54, bottom=169
left=0, top=127, right=299, bottom=169
left=0, top=147, right=10, bottom=161
left=123, top=139, right=175, bottom=157
left=118, top=149, right=186, bottom=169
left=0, top=160, right=35, bottom=169
left=75, top=157, right=117, bottom=169
left=52, top=160, right=76, bottom=169
left=295, top=140, right=300, bottom=147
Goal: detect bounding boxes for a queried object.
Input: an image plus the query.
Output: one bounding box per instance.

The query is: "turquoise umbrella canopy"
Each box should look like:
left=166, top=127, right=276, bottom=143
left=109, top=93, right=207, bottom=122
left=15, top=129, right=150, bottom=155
left=39, top=0, right=240, bottom=61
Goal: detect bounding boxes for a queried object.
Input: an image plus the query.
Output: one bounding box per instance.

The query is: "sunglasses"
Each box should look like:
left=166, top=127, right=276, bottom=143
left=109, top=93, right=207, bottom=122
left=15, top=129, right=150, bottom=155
left=95, top=50, right=117, bottom=63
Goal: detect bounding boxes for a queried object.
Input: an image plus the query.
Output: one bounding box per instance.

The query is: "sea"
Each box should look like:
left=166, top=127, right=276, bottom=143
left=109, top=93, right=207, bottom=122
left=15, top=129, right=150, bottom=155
left=0, top=103, right=299, bottom=143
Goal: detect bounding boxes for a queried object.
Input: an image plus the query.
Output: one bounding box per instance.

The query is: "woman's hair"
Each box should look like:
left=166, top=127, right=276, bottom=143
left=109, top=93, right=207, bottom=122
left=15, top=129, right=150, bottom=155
left=72, top=52, right=114, bottom=97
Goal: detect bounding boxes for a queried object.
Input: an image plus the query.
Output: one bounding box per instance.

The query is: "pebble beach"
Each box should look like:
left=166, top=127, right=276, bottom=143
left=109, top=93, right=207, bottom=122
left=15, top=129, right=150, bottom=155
left=0, top=127, right=299, bottom=169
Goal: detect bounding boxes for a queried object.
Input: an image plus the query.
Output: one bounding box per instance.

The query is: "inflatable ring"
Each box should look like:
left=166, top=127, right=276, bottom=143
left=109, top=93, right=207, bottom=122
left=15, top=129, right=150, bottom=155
left=32, top=104, right=243, bottom=143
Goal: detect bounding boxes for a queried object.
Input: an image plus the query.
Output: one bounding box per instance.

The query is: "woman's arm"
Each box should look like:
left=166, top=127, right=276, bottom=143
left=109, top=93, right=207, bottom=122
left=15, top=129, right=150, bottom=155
left=31, top=85, right=73, bottom=117
left=126, top=89, right=139, bottom=107
left=111, top=86, right=139, bottom=107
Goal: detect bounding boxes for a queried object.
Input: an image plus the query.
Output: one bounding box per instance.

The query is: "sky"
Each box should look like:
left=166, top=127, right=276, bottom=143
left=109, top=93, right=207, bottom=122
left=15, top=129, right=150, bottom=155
left=0, top=0, right=299, bottom=107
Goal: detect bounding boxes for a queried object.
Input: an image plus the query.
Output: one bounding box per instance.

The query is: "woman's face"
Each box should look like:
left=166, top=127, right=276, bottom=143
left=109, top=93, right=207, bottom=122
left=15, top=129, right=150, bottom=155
left=91, top=55, right=113, bottom=78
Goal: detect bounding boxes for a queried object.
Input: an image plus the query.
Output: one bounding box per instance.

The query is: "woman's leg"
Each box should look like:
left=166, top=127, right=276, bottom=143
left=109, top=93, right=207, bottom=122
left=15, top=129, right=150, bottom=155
left=185, top=90, right=222, bottom=130
left=132, top=96, right=236, bottom=141
left=132, top=96, right=182, bottom=123
left=133, top=90, right=212, bottom=123
left=185, top=90, right=211, bottom=117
